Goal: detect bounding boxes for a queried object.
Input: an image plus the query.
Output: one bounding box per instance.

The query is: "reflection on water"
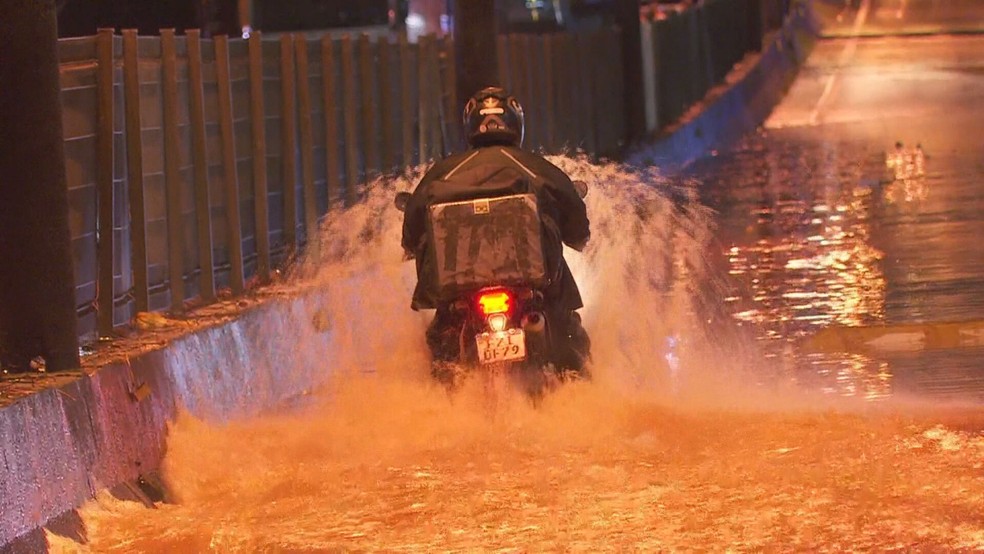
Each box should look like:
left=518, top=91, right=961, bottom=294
left=884, top=142, right=927, bottom=203
left=725, top=195, right=887, bottom=331
left=801, top=352, right=894, bottom=401
left=693, top=130, right=984, bottom=402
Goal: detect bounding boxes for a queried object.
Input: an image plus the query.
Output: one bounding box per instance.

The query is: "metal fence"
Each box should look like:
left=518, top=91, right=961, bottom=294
left=639, top=0, right=792, bottom=132
left=58, top=27, right=629, bottom=341
left=57, top=0, right=792, bottom=341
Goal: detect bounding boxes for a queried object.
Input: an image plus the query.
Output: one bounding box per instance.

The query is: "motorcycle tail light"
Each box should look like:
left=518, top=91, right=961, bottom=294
left=487, top=313, right=508, bottom=332
left=477, top=290, right=512, bottom=316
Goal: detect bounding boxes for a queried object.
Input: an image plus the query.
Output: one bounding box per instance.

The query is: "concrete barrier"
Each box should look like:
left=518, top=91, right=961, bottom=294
left=0, top=292, right=333, bottom=548
left=628, top=1, right=820, bottom=172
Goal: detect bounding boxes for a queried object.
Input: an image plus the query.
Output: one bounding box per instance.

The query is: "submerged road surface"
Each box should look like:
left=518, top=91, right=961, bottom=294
left=64, top=4, right=984, bottom=552
left=692, top=13, right=984, bottom=401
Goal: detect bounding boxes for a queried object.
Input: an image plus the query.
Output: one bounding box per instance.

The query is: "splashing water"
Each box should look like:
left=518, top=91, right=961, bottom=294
left=285, top=154, right=742, bottom=399
left=67, top=155, right=984, bottom=552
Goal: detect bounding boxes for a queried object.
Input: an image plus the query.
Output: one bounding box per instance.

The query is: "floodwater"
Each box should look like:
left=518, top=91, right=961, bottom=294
left=689, top=31, right=984, bottom=402
left=60, top=18, right=984, bottom=554
left=59, top=153, right=984, bottom=552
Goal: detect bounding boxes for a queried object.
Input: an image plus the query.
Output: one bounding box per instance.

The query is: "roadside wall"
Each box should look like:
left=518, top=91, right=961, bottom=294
left=0, top=293, right=332, bottom=547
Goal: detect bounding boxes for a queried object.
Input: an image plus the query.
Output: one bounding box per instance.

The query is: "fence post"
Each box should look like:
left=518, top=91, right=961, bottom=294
left=574, top=32, right=598, bottom=154
left=122, top=29, right=150, bottom=313
left=399, top=33, right=415, bottom=168
left=747, top=0, right=764, bottom=52
left=594, top=31, right=615, bottom=155
left=609, top=29, right=627, bottom=153
left=496, top=34, right=510, bottom=91
left=96, top=28, right=116, bottom=334
left=248, top=32, right=271, bottom=281
left=417, top=34, right=434, bottom=165
left=279, top=34, right=299, bottom=250
left=378, top=37, right=395, bottom=171
left=453, top=0, right=499, bottom=109
left=640, top=19, right=657, bottom=134
left=214, top=35, right=245, bottom=295
left=614, top=0, right=645, bottom=145
left=697, top=4, right=716, bottom=102
left=427, top=37, right=444, bottom=161
left=340, top=35, right=360, bottom=205
left=507, top=34, right=526, bottom=126
left=440, top=35, right=460, bottom=155
left=186, top=30, right=216, bottom=303
left=160, top=29, right=186, bottom=313
left=658, top=12, right=686, bottom=126
left=542, top=34, right=557, bottom=152
left=359, top=34, right=380, bottom=176
left=294, top=35, right=319, bottom=254
left=321, top=36, right=342, bottom=207
left=684, top=8, right=703, bottom=106
left=515, top=35, right=536, bottom=148
left=551, top=33, right=570, bottom=150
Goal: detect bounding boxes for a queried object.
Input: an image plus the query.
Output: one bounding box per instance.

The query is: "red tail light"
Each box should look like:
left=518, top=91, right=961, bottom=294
left=477, top=290, right=512, bottom=316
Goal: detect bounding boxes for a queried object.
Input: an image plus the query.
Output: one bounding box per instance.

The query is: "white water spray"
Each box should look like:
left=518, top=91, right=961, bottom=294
left=284, top=154, right=733, bottom=400
left=71, top=155, right=928, bottom=552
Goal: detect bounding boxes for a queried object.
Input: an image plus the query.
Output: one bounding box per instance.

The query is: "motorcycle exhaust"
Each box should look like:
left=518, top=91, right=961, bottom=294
left=522, top=311, right=546, bottom=335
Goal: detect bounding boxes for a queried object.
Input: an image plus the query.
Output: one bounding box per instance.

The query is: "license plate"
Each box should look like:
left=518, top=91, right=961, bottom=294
left=476, top=328, right=526, bottom=364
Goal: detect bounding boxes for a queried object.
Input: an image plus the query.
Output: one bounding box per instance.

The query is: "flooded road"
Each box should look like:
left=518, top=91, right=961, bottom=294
left=690, top=31, right=984, bottom=401
left=63, top=6, right=984, bottom=552
left=72, top=382, right=984, bottom=552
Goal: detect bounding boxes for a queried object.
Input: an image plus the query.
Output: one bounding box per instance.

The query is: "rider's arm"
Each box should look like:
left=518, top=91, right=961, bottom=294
left=554, top=175, right=590, bottom=252
left=401, top=190, right=425, bottom=257
left=401, top=165, right=444, bottom=256
left=515, top=151, right=590, bottom=252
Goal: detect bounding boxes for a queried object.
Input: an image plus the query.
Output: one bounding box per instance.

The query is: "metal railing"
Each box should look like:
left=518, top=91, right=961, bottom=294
left=57, top=0, right=791, bottom=341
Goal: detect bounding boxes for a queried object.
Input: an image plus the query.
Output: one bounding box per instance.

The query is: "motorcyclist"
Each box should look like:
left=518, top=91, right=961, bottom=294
left=401, top=86, right=591, bottom=376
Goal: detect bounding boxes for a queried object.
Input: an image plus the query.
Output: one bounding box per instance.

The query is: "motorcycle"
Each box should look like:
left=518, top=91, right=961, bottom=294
left=395, top=180, right=588, bottom=400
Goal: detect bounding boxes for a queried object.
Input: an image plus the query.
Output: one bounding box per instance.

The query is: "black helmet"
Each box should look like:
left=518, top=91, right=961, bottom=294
left=462, top=87, right=525, bottom=147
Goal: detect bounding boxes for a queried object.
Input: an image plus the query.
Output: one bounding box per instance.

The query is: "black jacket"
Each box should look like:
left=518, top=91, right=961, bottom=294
left=402, top=145, right=590, bottom=311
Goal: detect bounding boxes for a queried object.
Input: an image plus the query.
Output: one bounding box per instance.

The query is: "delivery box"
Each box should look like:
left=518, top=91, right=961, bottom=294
left=427, top=193, right=546, bottom=298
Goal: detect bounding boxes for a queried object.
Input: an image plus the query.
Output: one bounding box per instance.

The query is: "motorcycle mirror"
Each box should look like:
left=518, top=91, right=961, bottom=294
left=573, top=180, right=588, bottom=199
left=394, top=191, right=411, bottom=212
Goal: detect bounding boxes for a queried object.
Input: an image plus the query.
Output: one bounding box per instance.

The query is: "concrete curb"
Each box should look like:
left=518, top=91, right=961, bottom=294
left=626, top=1, right=820, bottom=173
left=0, top=294, right=333, bottom=548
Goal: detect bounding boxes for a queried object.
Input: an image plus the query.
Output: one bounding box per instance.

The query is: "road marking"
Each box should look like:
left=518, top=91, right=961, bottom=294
left=863, top=331, right=926, bottom=353
left=801, top=320, right=984, bottom=354
left=809, top=0, right=872, bottom=126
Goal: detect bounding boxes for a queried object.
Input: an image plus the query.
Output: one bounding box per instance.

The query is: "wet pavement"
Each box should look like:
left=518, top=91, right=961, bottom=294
left=688, top=14, right=984, bottom=401
left=817, top=0, right=984, bottom=37
left=65, top=384, right=984, bottom=552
